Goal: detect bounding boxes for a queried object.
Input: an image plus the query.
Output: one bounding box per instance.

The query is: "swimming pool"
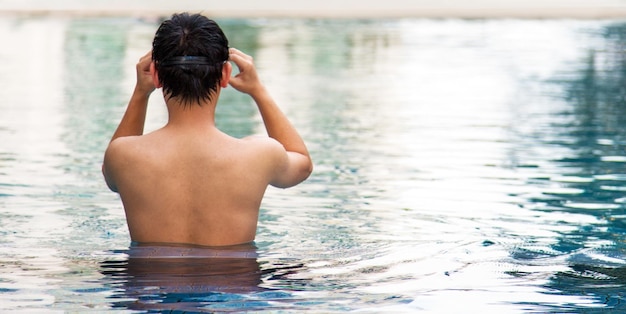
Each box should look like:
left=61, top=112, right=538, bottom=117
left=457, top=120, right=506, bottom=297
left=1, top=16, right=626, bottom=312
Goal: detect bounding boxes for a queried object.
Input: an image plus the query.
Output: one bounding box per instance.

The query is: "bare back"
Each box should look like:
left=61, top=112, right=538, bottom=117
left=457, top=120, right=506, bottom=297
left=104, top=44, right=311, bottom=247
left=104, top=127, right=284, bottom=246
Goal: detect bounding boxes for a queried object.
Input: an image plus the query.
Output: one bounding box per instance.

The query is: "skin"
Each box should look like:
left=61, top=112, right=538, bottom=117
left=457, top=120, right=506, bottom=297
left=103, top=48, right=313, bottom=247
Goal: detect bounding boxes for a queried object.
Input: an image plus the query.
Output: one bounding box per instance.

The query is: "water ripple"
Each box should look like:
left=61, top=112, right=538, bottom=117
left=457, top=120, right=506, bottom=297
left=1, top=17, right=626, bottom=312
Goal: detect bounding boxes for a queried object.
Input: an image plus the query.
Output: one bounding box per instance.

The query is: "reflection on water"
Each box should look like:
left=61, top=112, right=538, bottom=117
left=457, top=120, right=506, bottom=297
left=1, top=16, right=626, bottom=312
left=103, top=244, right=265, bottom=312
left=507, top=22, right=626, bottom=311
left=103, top=257, right=264, bottom=312
left=100, top=244, right=316, bottom=312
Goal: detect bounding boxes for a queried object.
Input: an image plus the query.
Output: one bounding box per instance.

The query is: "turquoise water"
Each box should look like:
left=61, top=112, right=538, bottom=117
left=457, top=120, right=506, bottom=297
left=1, top=16, right=626, bottom=312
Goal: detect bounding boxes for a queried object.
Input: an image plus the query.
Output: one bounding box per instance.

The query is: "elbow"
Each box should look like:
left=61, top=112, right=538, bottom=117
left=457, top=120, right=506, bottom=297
left=304, top=158, right=314, bottom=179
left=271, top=160, right=313, bottom=189
left=102, top=164, right=119, bottom=193
left=296, top=156, right=313, bottom=183
left=295, top=158, right=314, bottom=186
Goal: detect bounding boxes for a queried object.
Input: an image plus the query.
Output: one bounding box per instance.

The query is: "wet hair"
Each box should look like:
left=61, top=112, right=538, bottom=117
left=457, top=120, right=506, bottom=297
left=152, top=13, right=229, bottom=106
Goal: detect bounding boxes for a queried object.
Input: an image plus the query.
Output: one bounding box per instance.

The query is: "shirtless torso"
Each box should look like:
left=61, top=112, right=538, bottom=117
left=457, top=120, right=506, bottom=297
left=103, top=25, right=312, bottom=247
left=106, top=128, right=285, bottom=246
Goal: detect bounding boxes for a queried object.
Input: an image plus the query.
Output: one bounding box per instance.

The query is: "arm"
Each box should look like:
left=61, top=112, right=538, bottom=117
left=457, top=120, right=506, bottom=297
left=109, top=51, right=156, bottom=142
left=102, top=51, right=156, bottom=192
left=228, top=48, right=313, bottom=187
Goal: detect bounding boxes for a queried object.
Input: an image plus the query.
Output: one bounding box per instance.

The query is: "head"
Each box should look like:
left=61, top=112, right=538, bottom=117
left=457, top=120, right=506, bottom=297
left=152, top=13, right=230, bottom=106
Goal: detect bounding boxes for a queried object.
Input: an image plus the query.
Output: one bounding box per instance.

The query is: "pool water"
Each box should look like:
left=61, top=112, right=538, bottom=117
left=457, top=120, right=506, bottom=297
left=1, top=16, right=626, bottom=312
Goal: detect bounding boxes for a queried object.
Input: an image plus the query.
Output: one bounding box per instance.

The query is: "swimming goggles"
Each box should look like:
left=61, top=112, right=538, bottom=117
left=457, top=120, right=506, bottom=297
left=159, top=56, right=226, bottom=67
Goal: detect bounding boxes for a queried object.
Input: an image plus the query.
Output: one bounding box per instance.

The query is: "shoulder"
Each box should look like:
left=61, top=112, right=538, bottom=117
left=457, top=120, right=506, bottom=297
left=241, top=135, right=288, bottom=168
left=105, top=136, right=142, bottom=163
left=241, top=135, right=312, bottom=188
left=105, top=134, right=165, bottom=172
left=103, top=136, right=145, bottom=191
left=242, top=135, right=286, bottom=154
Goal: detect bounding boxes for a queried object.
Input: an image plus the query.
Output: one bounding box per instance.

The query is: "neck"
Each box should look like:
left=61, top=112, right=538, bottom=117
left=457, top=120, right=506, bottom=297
left=165, top=95, right=218, bottom=130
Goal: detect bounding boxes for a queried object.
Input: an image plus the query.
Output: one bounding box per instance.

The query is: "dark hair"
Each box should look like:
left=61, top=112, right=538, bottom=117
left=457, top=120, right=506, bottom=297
left=152, top=13, right=229, bottom=106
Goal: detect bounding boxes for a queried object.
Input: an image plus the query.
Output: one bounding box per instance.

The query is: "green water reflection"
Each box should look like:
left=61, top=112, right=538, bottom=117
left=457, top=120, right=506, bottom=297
left=510, top=22, right=626, bottom=311
left=2, top=16, right=626, bottom=312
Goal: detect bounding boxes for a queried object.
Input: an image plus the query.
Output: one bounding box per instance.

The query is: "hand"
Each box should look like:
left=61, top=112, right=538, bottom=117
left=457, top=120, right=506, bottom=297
left=135, top=51, right=156, bottom=96
left=228, top=48, right=263, bottom=96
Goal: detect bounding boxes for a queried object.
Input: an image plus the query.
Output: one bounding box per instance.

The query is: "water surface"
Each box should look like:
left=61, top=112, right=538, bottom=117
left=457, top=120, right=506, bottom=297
left=1, top=17, right=626, bottom=312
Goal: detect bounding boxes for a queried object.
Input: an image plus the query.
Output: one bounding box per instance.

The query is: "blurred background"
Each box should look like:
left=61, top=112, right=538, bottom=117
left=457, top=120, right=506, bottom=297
left=2, top=0, right=626, bottom=18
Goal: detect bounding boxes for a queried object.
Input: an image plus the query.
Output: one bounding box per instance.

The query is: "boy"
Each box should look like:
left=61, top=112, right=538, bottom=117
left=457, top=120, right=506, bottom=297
left=102, top=13, right=312, bottom=247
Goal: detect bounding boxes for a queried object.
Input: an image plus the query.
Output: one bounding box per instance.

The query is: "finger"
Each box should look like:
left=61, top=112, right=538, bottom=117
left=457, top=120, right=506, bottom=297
left=137, top=51, right=153, bottom=71
left=229, top=47, right=244, bottom=57
left=227, top=75, right=243, bottom=89
left=229, top=47, right=252, bottom=62
left=228, top=53, right=248, bottom=73
left=138, top=60, right=152, bottom=73
left=228, top=52, right=243, bottom=64
left=139, top=51, right=152, bottom=63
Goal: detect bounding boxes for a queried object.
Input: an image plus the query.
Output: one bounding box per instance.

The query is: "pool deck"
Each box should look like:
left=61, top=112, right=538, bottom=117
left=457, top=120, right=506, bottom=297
left=1, top=0, right=626, bottom=19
